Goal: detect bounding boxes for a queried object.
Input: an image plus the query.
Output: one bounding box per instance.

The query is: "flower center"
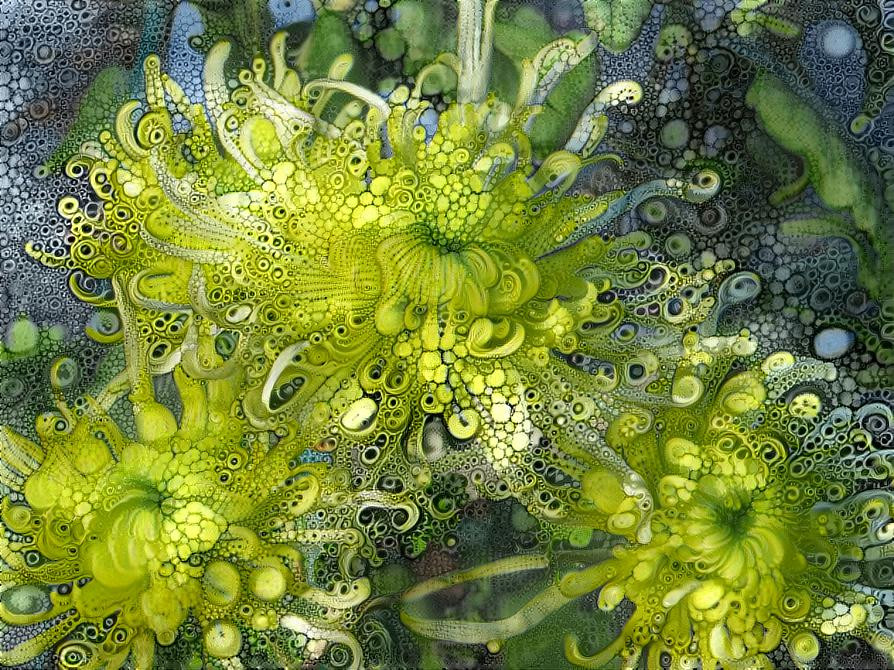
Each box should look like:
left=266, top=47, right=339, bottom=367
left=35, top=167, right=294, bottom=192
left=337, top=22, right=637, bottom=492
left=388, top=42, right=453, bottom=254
left=373, top=227, right=540, bottom=338
left=417, top=221, right=469, bottom=253
left=713, top=497, right=755, bottom=538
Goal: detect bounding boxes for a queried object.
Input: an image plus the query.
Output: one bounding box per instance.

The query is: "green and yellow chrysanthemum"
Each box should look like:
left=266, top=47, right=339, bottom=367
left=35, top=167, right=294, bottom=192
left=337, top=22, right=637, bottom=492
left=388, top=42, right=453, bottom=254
left=558, top=346, right=894, bottom=668
left=0, top=365, right=376, bottom=669
left=31, top=15, right=734, bottom=542
left=400, top=339, right=894, bottom=668
left=6, top=3, right=891, bottom=670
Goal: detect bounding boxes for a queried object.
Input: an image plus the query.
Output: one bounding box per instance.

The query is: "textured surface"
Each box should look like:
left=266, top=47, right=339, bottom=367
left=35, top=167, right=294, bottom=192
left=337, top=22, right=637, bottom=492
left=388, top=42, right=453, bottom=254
left=0, top=1, right=893, bottom=668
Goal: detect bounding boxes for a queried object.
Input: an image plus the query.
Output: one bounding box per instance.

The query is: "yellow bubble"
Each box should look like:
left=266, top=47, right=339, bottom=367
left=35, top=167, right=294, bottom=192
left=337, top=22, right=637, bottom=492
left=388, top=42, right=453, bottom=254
left=249, top=565, right=288, bottom=602
left=788, top=630, right=820, bottom=663
left=204, top=620, right=242, bottom=658
left=203, top=561, right=241, bottom=607
left=446, top=409, right=479, bottom=440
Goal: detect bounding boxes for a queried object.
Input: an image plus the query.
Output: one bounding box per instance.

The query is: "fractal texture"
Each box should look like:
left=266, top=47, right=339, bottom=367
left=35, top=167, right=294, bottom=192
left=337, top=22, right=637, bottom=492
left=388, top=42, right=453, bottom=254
left=0, top=0, right=893, bottom=668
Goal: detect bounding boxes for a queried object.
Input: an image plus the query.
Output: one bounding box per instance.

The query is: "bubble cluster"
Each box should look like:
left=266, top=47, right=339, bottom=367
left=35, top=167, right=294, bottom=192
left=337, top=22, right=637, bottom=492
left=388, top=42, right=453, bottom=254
left=0, top=1, right=892, bottom=669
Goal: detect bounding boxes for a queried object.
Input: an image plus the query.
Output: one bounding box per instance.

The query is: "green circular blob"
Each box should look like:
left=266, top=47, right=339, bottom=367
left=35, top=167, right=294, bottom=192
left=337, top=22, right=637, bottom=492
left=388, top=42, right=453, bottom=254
left=204, top=620, right=242, bottom=658
left=6, top=317, right=39, bottom=355
left=421, top=63, right=458, bottom=96
left=0, top=377, right=25, bottom=398
left=51, top=357, right=79, bottom=389
left=1, top=585, right=50, bottom=615
left=788, top=631, right=820, bottom=663
left=202, top=561, right=241, bottom=607
left=665, top=233, right=692, bottom=258
left=660, top=119, right=689, bottom=149
left=249, top=565, right=287, bottom=601
left=375, top=28, right=406, bottom=62
left=640, top=199, right=667, bottom=224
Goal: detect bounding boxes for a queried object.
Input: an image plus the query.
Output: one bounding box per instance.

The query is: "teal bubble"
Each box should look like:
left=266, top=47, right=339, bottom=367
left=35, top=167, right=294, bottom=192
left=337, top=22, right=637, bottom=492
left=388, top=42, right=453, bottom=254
left=813, top=327, right=855, bottom=359
left=660, top=119, right=689, bottom=149
left=821, top=24, right=857, bottom=59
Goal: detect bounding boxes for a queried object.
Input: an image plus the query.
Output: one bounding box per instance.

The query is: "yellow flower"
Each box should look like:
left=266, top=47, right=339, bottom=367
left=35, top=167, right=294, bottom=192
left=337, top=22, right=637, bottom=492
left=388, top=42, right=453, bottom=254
left=33, top=29, right=727, bottom=542
left=0, top=368, right=369, bottom=668
left=559, top=356, right=892, bottom=668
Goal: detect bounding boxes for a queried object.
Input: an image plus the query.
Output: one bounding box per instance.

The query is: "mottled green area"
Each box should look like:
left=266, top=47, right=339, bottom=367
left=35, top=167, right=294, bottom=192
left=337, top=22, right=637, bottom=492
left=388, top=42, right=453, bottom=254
left=190, top=0, right=273, bottom=54
left=747, top=72, right=893, bottom=298
left=530, top=41, right=599, bottom=159
left=392, top=0, right=451, bottom=68
left=583, top=0, right=655, bottom=52
left=298, top=9, right=360, bottom=81
left=43, top=67, right=130, bottom=173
